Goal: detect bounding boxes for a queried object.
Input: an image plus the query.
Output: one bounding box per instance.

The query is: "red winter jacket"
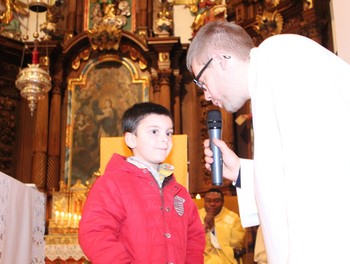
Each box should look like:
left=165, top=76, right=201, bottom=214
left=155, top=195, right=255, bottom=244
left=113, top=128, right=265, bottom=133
left=79, top=154, right=205, bottom=263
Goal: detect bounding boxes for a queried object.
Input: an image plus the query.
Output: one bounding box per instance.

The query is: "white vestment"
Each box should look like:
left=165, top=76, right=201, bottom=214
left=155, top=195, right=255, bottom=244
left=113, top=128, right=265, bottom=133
left=236, top=34, right=350, bottom=264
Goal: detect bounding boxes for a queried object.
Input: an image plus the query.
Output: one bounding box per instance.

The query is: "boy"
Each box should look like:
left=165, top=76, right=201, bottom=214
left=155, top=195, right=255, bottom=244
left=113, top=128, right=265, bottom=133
left=79, top=102, right=205, bottom=263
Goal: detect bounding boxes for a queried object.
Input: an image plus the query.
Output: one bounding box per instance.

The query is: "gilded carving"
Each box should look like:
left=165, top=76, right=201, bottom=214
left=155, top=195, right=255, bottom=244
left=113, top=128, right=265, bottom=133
left=188, top=0, right=227, bottom=37
left=72, top=49, right=92, bottom=70
left=156, top=1, right=174, bottom=36
left=159, top=52, right=170, bottom=63
left=0, top=0, right=28, bottom=40
left=119, top=44, right=148, bottom=70
left=254, top=10, right=284, bottom=39
left=40, top=1, right=65, bottom=40
left=87, top=1, right=131, bottom=51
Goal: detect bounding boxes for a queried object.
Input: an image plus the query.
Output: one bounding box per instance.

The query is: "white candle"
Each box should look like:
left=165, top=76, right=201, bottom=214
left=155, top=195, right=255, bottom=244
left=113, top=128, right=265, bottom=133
left=68, top=212, right=72, bottom=227
left=73, top=214, right=78, bottom=228
left=55, top=210, right=59, bottom=224
left=60, top=211, right=65, bottom=226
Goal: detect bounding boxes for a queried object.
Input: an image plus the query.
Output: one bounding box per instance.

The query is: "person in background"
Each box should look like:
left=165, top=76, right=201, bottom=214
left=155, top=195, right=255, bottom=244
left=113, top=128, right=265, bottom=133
left=186, top=20, right=350, bottom=263
left=254, top=226, right=268, bottom=264
left=79, top=102, right=205, bottom=263
left=199, top=188, right=245, bottom=264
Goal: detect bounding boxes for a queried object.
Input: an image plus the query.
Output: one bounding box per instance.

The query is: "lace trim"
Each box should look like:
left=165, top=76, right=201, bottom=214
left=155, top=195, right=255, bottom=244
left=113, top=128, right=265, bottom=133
left=45, top=243, right=88, bottom=261
left=0, top=175, right=45, bottom=264
left=0, top=177, right=9, bottom=264
left=32, top=191, right=46, bottom=263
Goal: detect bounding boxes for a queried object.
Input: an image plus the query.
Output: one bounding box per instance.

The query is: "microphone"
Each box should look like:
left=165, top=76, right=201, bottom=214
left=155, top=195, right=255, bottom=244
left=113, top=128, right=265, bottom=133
left=207, top=110, right=223, bottom=186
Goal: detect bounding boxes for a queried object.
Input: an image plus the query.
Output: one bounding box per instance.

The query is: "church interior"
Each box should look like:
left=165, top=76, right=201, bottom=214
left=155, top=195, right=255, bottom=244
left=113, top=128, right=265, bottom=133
left=0, top=0, right=348, bottom=263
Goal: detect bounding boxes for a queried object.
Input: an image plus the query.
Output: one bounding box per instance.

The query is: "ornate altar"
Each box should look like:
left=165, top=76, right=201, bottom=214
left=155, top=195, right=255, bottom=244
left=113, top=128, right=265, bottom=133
left=45, top=177, right=97, bottom=263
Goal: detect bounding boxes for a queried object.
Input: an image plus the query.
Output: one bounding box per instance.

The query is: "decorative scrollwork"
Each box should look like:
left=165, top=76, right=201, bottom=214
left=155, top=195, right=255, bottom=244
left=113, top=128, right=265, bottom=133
left=87, top=1, right=131, bottom=51
left=254, top=10, right=284, bottom=39
left=189, top=0, right=227, bottom=37
left=119, top=44, right=148, bottom=70
left=0, top=0, right=28, bottom=40
left=71, top=49, right=91, bottom=70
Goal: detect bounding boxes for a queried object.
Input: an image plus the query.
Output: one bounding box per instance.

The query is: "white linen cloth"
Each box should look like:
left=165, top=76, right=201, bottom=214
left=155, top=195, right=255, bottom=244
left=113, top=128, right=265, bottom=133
left=0, top=172, right=46, bottom=264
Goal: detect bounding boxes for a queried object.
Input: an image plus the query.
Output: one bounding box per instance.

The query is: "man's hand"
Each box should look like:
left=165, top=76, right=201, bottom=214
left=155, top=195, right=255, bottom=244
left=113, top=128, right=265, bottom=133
left=203, top=138, right=240, bottom=182
left=203, top=212, right=215, bottom=232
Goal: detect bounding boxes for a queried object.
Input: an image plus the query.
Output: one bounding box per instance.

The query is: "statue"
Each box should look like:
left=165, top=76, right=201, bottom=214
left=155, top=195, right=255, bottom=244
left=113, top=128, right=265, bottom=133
left=0, top=0, right=28, bottom=40
left=70, top=179, right=88, bottom=215
left=88, top=0, right=131, bottom=50
left=59, top=180, right=67, bottom=192
left=189, top=0, right=227, bottom=37
left=40, top=0, right=65, bottom=40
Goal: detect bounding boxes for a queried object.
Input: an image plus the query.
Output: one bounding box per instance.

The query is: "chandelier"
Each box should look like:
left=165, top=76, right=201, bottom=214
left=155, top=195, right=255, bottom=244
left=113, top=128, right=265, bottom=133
left=15, top=0, right=52, bottom=116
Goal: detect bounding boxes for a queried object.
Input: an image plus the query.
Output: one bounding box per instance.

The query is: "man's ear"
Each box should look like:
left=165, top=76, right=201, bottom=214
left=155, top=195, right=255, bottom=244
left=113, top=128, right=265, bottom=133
left=124, top=132, right=136, bottom=149
left=211, top=53, right=229, bottom=71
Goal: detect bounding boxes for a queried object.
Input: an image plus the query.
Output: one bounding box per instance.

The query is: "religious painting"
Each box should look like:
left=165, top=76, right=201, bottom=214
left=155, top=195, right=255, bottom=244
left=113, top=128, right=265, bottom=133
left=65, top=55, right=149, bottom=187
left=83, top=0, right=134, bottom=32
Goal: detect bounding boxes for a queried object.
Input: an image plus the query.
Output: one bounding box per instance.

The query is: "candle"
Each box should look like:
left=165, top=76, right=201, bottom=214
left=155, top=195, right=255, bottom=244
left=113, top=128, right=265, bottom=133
left=60, top=211, right=65, bottom=226
left=73, top=214, right=78, bottom=228
left=68, top=212, right=72, bottom=227
left=55, top=210, right=59, bottom=224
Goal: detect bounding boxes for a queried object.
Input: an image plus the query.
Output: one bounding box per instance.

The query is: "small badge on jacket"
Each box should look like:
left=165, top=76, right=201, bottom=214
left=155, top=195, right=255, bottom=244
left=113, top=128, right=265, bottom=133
left=174, top=195, right=185, bottom=216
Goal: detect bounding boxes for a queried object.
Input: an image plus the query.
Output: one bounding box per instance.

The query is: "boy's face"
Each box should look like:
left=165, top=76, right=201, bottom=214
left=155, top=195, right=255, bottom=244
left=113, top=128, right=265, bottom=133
left=125, top=114, right=173, bottom=170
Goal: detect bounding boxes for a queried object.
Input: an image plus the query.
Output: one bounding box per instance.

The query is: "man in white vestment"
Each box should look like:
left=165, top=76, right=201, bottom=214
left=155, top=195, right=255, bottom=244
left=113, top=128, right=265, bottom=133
left=187, top=21, right=350, bottom=263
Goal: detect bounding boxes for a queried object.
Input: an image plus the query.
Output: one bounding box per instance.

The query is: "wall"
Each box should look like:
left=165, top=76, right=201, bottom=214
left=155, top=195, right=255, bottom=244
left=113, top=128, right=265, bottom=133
left=330, top=0, right=350, bottom=64
left=173, top=5, right=193, bottom=44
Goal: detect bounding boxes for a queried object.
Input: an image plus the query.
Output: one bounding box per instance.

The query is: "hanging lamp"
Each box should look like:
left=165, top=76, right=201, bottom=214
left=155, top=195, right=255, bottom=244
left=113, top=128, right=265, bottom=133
left=15, top=0, right=51, bottom=116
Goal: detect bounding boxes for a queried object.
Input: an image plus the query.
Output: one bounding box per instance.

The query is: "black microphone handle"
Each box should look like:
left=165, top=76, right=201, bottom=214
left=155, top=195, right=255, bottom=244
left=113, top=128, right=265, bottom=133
left=209, top=128, right=223, bottom=186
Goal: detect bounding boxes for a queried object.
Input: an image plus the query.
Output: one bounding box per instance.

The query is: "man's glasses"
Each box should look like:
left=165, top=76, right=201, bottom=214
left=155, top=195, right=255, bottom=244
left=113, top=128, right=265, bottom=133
left=193, top=58, right=213, bottom=90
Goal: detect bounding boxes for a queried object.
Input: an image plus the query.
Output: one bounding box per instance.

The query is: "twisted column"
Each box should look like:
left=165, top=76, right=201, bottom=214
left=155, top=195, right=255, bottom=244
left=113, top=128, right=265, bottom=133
left=31, top=94, right=49, bottom=191
left=46, top=78, right=63, bottom=192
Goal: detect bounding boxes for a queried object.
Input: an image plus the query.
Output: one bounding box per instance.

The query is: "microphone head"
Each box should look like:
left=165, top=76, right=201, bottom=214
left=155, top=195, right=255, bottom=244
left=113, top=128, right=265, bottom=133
left=207, top=110, right=222, bottom=130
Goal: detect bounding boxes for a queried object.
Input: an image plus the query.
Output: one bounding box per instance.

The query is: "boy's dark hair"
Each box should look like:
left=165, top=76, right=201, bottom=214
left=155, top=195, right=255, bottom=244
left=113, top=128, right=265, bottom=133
left=205, top=188, right=224, bottom=201
left=122, top=102, right=174, bottom=134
